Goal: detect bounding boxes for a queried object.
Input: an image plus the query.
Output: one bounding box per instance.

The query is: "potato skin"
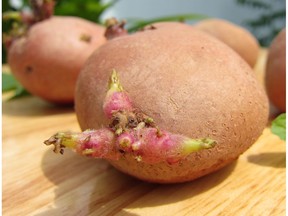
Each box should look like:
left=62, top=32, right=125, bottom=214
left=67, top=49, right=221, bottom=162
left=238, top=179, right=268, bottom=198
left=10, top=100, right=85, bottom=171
left=265, top=29, right=286, bottom=112
left=8, top=16, right=106, bottom=104
left=194, top=18, right=260, bottom=67
left=75, top=22, right=268, bottom=183
left=108, top=155, right=237, bottom=183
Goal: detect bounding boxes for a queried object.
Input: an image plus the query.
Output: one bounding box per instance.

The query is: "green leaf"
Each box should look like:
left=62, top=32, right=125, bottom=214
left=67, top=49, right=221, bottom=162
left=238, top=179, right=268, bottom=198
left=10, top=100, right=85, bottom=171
left=9, top=85, right=30, bottom=100
left=271, top=113, right=286, bottom=141
left=2, top=72, right=30, bottom=99
left=245, top=10, right=286, bottom=27
left=127, top=13, right=209, bottom=32
left=100, top=0, right=118, bottom=13
left=236, top=0, right=271, bottom=9
left=54, top=0, right=117, bottom=23
left=2, top=73, right=19, bottom=92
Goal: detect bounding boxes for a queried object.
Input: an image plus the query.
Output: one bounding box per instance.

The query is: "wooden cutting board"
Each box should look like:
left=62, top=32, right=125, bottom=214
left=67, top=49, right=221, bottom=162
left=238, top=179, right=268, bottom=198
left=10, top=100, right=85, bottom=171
left=2, top=49, right=286, bottom=216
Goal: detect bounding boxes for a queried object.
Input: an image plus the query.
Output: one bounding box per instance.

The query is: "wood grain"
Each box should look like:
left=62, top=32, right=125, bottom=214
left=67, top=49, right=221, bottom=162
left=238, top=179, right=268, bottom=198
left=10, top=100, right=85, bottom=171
left=2, top=49, right=286, bottom=216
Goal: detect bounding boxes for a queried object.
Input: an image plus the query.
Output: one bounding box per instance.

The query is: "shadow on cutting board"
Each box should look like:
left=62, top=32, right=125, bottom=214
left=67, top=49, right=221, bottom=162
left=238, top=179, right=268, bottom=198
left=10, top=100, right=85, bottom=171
left=38, top=149, right=237, bottom=216
left=2, top=95, right=74, bottom=117
left=247, top=152, right=286, bottom=168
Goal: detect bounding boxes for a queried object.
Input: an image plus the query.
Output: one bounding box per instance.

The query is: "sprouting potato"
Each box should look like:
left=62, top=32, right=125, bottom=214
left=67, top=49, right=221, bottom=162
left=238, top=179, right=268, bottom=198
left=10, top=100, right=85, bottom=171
left=45, top=22, right=269, bottom=183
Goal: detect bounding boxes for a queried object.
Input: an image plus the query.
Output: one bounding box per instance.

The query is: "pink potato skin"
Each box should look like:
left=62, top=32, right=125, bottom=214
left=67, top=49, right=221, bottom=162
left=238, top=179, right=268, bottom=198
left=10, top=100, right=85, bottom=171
left=75, top=22, right=268, bottom=183
left=194, top=18, right=260, bottom=67
left=265, top=29, right=286, bottom=112
left=8, top=16, right=106, bottom=104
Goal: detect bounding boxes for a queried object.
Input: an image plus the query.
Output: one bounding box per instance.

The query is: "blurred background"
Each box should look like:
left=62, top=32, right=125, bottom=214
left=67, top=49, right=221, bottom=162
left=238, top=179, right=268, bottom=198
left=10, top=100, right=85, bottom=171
left=3, top=0, right=286, bottom=52
left=102, top=0, right=285, bottom=45
left=2, top=0, right=286, bottom=100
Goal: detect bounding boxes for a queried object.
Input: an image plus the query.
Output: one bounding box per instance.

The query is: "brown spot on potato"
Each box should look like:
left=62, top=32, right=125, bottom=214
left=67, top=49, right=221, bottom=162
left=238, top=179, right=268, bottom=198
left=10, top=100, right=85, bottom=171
left=25, top=66, right=33, bottom=74
left=146, top=25, right=157, bottom=31
left=80, top=34, right=92, bottom=43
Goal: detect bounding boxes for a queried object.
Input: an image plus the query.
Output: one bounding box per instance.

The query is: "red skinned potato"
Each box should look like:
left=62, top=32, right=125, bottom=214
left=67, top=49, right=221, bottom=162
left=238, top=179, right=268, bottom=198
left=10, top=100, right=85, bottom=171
left=67, top=23, right=268, bottom=183
left=45, top=22, right=268, bottom=183
left=265, top=29, right=286, bottom=112
left=8, top=17, right=106, bottom=103
left=194, top=18, right=260, bottom=67
left=6, top=1, right=106, bottom=104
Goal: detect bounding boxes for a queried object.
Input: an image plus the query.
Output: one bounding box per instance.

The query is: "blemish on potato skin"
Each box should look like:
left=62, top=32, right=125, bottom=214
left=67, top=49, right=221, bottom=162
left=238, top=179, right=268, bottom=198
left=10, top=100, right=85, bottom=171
left=206, top=121, right=213, bottom=127
left=212, top=130, right=217, bottom=135
left=140, top=25, right=157, bottom=32
left=25, top=65, right=33, bottom=74
left=168, top=97, right=180, bottom=112
left=146, top=25, right=157, bottom=30
left=80, top=34, right=92, bottom=43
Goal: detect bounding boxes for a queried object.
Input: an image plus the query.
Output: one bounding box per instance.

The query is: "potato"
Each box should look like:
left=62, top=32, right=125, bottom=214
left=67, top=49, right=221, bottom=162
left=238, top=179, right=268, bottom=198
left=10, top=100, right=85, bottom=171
left=73, top=22, right=268, bottom=183
left=194, top=18, right=260, bottom=67
left=7, top=16, right=106, bottom=104
left=265, top=29, right=286, bottom=112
